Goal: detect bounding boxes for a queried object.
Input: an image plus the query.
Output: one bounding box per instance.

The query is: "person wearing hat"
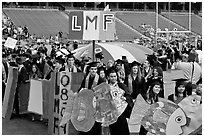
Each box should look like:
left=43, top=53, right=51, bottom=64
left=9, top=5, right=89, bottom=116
left=139, top=78, right=163, bottom=135
left=12, top=56, right=30, bottom=118
left=95, top=52, right=106, bottom=69
left=106, top=67, right=133, bottom=135
left=78, top=61, right=105, bottom=135
left=63, top=53, right=81, bottom=72
left=79, top=61, right=105, bottom=90
left=81, top=55, right=92, bottom=73
left=168, top=78, right=188, bottom=104
left=114, top=59, right=126, bottom=83
left=124, top=61, right=146, bottom=100
left=146, top=66, right=164, bottom=98
left=9, top=53, right=18, bottom=67
left=55, top=55, right=65, bottom=72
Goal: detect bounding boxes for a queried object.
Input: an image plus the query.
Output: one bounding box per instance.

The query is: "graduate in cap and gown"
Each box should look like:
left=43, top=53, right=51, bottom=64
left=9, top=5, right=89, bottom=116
left=63, top=53, right=81, bottom=72
left=114, top=59, right=126, bottom=83
left=107, top=67, right=134, bottom=135
left=95, top=52, right=106, bottom=69
left=124, top=61, right=146, bottom=100
left=168, top=78, right=188, bottom=104
left=55, top=55, right=65, bottom=72
left=78, top=61, right=105, bottom=135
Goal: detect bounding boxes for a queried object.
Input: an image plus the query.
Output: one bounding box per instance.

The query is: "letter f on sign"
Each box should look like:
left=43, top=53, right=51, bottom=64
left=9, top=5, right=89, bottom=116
left=103, top=14, right=114, bottom=31
left=72, top=16, right=81, bottom=31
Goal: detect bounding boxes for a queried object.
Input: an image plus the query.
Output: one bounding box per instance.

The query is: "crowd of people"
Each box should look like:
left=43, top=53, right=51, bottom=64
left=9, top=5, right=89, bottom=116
left=2, top=14, right=202, bottom=135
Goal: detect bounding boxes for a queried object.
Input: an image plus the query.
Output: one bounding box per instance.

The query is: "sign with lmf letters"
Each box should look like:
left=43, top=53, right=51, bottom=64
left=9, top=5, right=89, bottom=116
left=69, top=11, right=116, bottom=40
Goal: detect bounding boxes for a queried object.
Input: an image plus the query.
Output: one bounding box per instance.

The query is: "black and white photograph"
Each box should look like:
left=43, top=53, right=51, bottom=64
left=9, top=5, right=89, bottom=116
left=1, top=1, right=202, bottom=135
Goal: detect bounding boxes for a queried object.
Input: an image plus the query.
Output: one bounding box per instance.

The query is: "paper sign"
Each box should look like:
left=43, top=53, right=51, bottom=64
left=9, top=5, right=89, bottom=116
left=4, top=37, right=18, bottom=49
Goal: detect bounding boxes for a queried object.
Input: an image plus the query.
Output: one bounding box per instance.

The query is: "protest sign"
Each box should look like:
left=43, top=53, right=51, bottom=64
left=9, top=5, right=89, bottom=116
left=2, top=67, right=18, bottom=119
left=4, top=37, right=18, bottom=49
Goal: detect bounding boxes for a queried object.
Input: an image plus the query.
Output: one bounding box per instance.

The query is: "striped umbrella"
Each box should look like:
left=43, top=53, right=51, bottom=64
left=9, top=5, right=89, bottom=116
left=73, top=42, right=153, bottom=64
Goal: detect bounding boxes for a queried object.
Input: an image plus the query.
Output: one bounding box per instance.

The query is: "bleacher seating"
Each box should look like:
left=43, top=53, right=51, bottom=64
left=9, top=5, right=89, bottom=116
left=116, top=12, right=186, bottom=32
left=161, top=12, right=202, bottom=35
left=3, top=8, right=69, bottom=38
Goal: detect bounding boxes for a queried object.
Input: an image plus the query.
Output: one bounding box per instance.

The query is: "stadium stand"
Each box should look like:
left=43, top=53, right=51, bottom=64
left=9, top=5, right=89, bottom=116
left=116, top=11, right=187, bottom=33
left=161, top=12, right=202, bottom=35
left=3, top=8, right=69, bottom=38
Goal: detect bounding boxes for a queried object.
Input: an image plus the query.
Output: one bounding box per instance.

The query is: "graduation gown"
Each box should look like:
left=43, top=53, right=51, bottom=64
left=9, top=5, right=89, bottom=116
left=109, top=82, right=134, bottom=135
left=78, top=73, right=105, bottom=135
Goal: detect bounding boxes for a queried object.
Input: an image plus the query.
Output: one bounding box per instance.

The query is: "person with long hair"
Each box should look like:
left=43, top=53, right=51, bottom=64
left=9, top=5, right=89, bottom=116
left=139, top=79, right=163, bottom=134
left=30, top=64, right=43, bottom=79
left=168, top=78, right=188, bottom=104
left=124, top=61, right=146, bottom=100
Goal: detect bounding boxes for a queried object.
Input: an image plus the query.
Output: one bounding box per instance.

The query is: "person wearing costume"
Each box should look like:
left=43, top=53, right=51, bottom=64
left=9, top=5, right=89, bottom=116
left=168, top=78, right=188, bottom=104
left=139, top=79, right=163, bottom=135
left=107, top=67, right=134, bottom=135
left=78, top=62, right=105, bottom=135
left=124, top=61, right=146, bottom=99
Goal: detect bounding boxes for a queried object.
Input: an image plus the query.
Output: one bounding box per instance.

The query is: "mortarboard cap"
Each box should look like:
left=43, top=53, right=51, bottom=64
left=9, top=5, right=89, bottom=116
left=56, top=56, right=65, bottom=64
left=67, top=53, right=75, bottom=59
left=172, top=78, right=188, bottom=86
left=131, top=60, right=141, bottom=67
left=87, top=61, right=99, bottom=68
left=115, top=59, right=124, bottom=65
left=150, top=78, right=163, bottom=87
left=95, top=52, right=104, bottom=59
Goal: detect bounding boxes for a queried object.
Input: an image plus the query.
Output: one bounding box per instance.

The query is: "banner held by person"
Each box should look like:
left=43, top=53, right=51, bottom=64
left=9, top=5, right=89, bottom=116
left=2, top=67, right=18, bottom=119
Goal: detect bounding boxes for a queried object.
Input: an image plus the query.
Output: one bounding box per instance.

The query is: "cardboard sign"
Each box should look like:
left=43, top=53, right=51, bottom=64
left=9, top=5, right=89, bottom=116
left=4, top=37, right=18, bottom=49
left=28, top=79, right=43, bottom=115
left=49, top=72, right=84, bottom=135
left=69, top=11, right=116, bottom=40
left=2, top=67, right=18, bottom=119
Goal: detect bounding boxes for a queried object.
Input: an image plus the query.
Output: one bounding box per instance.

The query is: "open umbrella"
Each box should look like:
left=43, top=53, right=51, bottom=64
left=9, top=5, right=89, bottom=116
left=73, top=42, right=153, bottom=64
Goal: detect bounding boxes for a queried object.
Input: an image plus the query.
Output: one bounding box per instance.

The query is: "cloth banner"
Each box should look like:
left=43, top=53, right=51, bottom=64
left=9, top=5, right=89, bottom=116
left=19, top=83, right=30, bottom=114
left=28, top=79, right=43, bottom=115
left=2, top=67, right=18, bottom=119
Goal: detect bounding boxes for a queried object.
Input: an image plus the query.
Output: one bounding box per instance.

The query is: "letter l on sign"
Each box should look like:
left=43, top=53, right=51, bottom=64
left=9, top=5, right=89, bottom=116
left=72, top=16, right=81, bottom=31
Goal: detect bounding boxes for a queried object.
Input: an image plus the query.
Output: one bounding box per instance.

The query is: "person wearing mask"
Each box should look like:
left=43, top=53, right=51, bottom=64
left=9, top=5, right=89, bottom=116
left=107, top=67, right=133, bottom=135
left=124, top=61, right=146, bottom=100
left=168, top=78, right=188, bottom=104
